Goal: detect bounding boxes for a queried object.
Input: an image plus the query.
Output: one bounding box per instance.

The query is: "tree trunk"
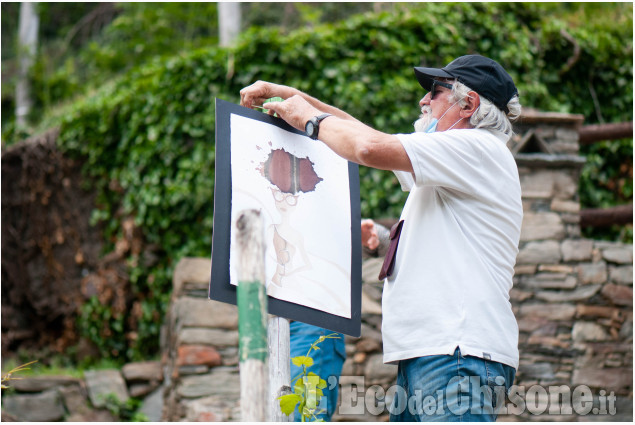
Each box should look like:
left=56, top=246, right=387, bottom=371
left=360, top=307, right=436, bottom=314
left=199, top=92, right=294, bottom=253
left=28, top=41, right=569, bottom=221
left=218, top=2, right=241, bottom=47
left=16, top=2, right=40, bottom=127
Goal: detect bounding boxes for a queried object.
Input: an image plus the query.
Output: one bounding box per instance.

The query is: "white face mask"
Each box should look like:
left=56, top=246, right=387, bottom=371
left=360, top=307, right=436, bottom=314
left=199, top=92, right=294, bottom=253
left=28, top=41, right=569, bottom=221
left=414, top=100, right=463, bottom=133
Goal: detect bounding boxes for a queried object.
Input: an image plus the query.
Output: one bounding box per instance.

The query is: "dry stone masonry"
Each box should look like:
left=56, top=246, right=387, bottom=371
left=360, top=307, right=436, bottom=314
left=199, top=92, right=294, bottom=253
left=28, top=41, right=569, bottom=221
left=161, top=258, right=241, bottom=421
left=1, top=362, right=163, bottom=421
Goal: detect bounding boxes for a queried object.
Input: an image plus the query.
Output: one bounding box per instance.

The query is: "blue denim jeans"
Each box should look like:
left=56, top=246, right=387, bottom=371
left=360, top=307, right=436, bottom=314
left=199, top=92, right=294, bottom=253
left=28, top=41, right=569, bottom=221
left=290, top=321, right=346, bottom=421
left=389, top=348, right=515, bottom=422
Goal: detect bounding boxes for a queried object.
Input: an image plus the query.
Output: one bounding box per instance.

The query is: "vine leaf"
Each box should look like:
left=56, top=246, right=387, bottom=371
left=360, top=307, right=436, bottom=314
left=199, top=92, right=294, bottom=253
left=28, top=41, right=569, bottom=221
left=291, top=355, right=314, bottom=367
left=293, top=377, right=305, bottom=395
left=278, top=394, right=302, bottom=416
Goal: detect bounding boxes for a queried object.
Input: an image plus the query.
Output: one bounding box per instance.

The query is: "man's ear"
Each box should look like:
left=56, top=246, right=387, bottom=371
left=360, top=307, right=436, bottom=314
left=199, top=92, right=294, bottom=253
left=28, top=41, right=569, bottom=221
left=461, top=91, right=480, bottom=118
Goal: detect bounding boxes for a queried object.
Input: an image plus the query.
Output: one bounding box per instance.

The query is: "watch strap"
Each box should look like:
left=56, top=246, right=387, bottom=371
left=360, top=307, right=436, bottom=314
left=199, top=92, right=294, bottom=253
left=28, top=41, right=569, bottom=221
left=315, top=113, right=332, bottom=123
left=307, top=113, right=332, bottom=140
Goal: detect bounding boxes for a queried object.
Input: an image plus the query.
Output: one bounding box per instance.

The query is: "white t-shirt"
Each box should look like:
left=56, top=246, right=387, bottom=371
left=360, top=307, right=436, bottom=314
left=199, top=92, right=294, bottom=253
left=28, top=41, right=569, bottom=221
left=382, top=128, right=522, bottom=369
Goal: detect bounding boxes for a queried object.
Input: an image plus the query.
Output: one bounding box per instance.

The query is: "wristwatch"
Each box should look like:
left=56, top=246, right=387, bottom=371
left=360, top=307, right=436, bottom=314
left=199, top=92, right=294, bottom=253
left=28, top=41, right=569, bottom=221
left=305, top=113, right=332, bottom=140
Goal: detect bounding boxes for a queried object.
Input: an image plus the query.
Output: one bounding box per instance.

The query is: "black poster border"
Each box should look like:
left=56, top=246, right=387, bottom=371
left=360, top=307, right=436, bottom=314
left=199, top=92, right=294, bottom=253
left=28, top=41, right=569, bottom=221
left=209, top=98, right=361, bottom=337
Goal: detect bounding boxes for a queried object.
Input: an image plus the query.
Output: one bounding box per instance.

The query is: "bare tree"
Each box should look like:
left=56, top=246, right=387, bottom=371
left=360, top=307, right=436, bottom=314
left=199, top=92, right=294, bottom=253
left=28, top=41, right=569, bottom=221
left=16, top=2, right=39, bottom=127
left=16, top=2, right=40, bottom=126
left=218, top=2, right=241, bottom=47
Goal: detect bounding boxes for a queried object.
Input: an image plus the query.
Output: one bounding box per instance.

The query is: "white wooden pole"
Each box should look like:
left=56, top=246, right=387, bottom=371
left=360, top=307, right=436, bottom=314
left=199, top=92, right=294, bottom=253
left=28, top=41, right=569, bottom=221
left=236, top=209, right=268, bottom=421
left=268, top=316, right=291, bottom=421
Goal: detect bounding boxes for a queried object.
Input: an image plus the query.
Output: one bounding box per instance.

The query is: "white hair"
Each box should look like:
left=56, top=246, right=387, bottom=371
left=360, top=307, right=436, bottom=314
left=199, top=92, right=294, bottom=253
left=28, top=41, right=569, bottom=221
left=450, top=81, right=521, bottom=139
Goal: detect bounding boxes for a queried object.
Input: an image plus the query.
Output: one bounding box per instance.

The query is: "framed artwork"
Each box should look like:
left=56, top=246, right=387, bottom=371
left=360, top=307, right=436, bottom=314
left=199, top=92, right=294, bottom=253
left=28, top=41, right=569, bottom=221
left=209, top=99, right=362, bottom=337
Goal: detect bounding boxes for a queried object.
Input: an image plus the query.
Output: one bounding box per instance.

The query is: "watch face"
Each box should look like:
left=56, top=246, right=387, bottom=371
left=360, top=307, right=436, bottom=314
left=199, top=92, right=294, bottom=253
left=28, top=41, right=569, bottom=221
left=306, top=121, right=316, bottom=137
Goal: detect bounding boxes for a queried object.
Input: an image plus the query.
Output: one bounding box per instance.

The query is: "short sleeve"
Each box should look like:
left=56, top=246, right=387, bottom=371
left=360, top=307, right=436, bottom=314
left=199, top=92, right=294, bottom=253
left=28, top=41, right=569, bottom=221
left=393, top=170, right=414, bottom=192
left=395, top=130, right=507, bottom=197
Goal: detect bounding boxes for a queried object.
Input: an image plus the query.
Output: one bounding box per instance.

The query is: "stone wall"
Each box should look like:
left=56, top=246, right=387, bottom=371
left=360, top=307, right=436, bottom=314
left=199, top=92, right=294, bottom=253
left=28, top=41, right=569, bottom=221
left=500, top=111, right=633, bottom=421
left=1, top=362, right=163, bottom=422
left=161, top=258, right=241, bottom=421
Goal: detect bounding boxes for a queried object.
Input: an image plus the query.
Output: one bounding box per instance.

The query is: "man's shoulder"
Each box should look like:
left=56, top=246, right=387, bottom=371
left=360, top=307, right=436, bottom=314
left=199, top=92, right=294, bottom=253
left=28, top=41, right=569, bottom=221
left=448, top=127, right=507, bottom=141
left=395, top=129, right=512, bottom=160
left=451, top=128, right=512, bottom=153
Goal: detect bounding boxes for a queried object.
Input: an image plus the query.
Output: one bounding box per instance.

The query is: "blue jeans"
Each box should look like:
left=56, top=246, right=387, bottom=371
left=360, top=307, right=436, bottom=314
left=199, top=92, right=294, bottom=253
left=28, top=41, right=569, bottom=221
left=389, top=348, right=515, bottom=422
left=290, top=322, right=346, bottom=421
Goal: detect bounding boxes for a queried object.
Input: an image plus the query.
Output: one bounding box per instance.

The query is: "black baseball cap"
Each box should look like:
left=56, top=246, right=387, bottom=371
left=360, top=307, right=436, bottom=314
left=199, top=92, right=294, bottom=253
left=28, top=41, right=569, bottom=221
left=414, top=55, right=518, bottom=113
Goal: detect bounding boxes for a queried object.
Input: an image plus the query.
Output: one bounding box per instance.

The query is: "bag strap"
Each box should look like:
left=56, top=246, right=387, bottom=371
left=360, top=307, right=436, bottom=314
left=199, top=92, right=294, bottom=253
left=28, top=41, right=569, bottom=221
left=378, top=220, right=404, bottom=280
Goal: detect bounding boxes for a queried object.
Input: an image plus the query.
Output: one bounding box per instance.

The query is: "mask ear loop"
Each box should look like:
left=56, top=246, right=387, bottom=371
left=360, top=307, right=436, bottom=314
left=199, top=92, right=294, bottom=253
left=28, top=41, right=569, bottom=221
left=445, top=92, right=477, bottom=131
left=438, top=100, right=460, bottom=120
left=446, top=116, right=464, bottom=131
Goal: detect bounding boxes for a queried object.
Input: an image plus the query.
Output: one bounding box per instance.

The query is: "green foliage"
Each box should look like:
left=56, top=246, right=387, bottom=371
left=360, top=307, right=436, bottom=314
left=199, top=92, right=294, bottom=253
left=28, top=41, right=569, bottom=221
left=3, top=3, right=380, bottom=134
left=534, top=4, right=633, bottom=241
left=279, top=333, right=338, bottom=421
left=81, top=2, right=218, bottom=75
left=2, top=2, right=220, bottom=132
left=580, top=138, right=634, bottom=243
left=101, top=393, right=148, bottom=422
left=77, top=295, right=129, bottom=360
left=1, top=2, right=20, bottom=61
left=5, top=3, right=632, bottom=361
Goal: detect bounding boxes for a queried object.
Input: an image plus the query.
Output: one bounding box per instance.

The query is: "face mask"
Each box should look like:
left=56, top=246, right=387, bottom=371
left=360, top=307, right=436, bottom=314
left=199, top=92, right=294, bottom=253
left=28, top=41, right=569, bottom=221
left=424, top=118, right=439, bottom=133
left=423, top=100, right=461, bottom=133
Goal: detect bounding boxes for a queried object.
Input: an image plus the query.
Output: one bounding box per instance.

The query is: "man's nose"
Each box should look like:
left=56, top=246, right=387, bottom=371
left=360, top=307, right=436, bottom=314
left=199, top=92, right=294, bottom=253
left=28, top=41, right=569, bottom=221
left=419, top=93, right=431, bottom=107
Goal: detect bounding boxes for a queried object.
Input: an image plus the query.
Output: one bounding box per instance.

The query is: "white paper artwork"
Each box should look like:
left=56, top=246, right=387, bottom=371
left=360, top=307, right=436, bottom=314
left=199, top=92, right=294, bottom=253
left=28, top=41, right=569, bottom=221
left=229, top=113, right=351, bottom=319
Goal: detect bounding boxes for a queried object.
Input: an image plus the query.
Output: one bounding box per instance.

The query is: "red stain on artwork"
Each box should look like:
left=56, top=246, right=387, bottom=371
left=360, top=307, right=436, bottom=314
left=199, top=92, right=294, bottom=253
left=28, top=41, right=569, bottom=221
left=261, top=148, right=322, bottom=194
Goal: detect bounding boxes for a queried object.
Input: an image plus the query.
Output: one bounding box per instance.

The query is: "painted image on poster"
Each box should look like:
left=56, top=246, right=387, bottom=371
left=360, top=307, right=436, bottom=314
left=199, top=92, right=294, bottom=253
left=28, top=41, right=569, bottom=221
left=229, top=113, right=351, bottom=318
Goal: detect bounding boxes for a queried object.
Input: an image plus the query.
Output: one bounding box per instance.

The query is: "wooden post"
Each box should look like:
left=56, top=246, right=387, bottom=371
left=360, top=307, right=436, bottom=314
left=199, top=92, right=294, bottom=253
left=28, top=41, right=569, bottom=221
left=236, top=209, right=268, bottom=421
left=268, top=316, right=292, bottom=421
left=580, top=204, right=634, bottom=227
left=578, top=122, right=633, bottom=145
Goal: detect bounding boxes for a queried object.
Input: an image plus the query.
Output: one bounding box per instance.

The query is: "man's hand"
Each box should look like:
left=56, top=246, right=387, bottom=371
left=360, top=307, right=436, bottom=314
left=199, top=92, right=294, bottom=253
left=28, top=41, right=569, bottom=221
left=240, top=81, right=284, bottom=109
left=361, top=219, right=379, bottom=250
left=263, top=95, right=323, bottom=132
left=240, top=82, right=323, bottom=131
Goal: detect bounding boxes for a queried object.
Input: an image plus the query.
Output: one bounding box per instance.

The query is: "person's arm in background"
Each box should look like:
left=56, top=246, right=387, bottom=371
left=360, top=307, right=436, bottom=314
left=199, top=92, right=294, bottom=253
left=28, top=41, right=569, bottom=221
left=361, top=219, right=390, bottom=259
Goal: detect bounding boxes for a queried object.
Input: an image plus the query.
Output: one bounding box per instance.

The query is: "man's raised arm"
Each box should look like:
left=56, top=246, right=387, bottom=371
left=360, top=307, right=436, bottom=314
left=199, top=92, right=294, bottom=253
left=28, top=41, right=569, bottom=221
left=240, top=82, right=412, bottom=172
left=240, top=80, right=360, bottom=123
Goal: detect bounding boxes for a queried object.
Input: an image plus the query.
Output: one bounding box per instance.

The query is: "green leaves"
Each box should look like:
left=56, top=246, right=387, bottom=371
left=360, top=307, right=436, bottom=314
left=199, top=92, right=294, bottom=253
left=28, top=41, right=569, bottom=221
left=281, top=334, right=340, bottom=421
left=278, top=394, right=303, bottom=416
left=291, top=356, right=314, bottom=368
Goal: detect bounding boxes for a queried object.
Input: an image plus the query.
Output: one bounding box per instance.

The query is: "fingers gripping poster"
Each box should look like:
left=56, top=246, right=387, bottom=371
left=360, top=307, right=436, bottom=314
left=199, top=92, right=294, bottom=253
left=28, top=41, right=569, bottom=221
left=210, top=99, right=361, bottom=336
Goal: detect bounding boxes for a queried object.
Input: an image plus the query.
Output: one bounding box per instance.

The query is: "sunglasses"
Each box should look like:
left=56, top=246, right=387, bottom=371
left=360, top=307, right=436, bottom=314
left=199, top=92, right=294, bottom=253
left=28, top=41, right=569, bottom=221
left=430, top=80, right=453, bottom=99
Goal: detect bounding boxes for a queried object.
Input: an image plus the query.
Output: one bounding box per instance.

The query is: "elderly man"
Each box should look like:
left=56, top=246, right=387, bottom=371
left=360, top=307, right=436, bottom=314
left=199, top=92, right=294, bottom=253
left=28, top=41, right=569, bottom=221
left=241, top=55, right=522, bottom=421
